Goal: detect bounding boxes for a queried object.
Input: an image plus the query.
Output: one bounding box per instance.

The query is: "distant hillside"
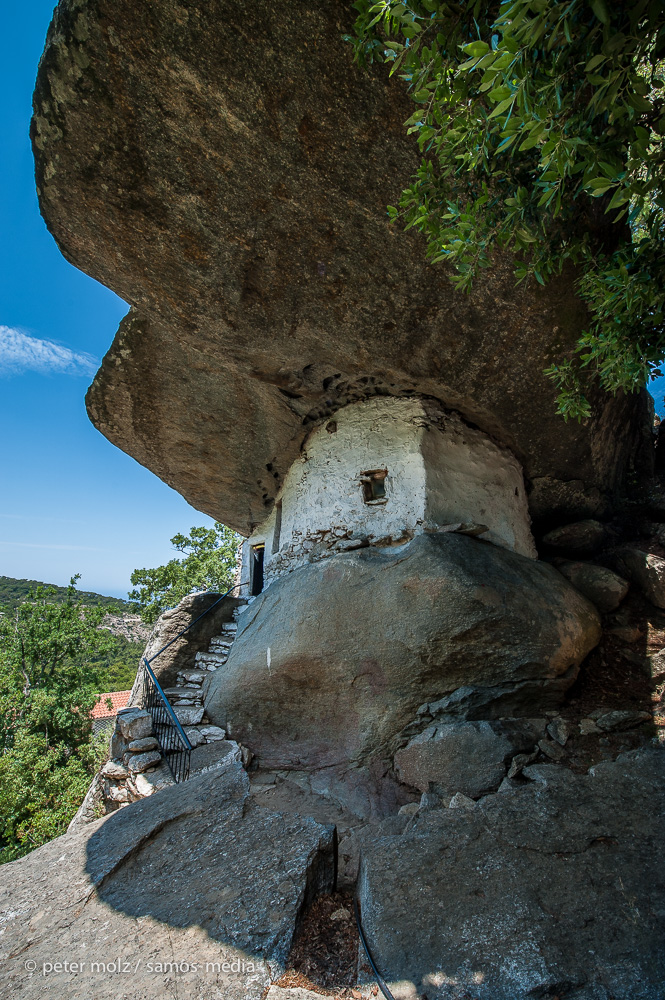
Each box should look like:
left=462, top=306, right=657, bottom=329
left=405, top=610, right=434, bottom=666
left=0, top=575, right=133, bottom=613
left=0, top=577, right=142, bottom=692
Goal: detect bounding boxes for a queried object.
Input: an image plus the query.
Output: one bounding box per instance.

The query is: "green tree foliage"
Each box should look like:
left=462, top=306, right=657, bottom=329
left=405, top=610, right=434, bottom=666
left=129, top=522, right=241, bottom=624
left=0, top=728, right=107, bottom=864
left=86, top=635, right=142, bottom=692
left=0, top=575, right=140, bottom=693
left=0, top=576, right=117, bottom=748
left=0, top=578, right=115, bottom=862
left=347, top=0, right=665, bottom=417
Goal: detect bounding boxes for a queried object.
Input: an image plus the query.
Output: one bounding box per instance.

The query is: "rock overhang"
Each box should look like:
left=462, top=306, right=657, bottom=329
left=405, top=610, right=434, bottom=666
left=32, top=0, right=649, bottom=535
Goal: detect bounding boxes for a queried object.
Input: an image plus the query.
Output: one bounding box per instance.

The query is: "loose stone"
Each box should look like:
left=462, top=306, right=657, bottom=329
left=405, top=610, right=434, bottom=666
left=127, top=750, right=162, bottom=774
left=101, top=760, right=129, bottom=780
left=595, top=710, right=651, bottom=732
left=538, top=737, right=566, bottom=761
left=127, top=737, right=159, bottom=752
left=546, top=718, right=571, bottom=746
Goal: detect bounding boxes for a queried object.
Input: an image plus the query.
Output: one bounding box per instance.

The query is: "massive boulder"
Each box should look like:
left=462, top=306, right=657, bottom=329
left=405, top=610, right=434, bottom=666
left=32, top=0, right=648, bottom=535
left=0, top=761, right=335, bottom=1000
left=357, top=746, right=665, bottom=1000
left=206, top=533, right=601, bottom=769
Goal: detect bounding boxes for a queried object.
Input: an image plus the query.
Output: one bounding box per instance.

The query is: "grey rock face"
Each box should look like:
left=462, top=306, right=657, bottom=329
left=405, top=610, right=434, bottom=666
left=394, top=721, right=538, bottom=799
left=416, top=680, right=574, bottom=720
left=542, top=519, right=607, bottom=554
left=0, top=762, right=335, bottom=1000
left=554, top=560, right=629, bottom=612
left=357, top=746, right=665, bottom=1000
left=615, top=547, right=665, bottom=609
left=207, top=534, right=600, bottom=769
left=32, top=0, right=648, bottom=535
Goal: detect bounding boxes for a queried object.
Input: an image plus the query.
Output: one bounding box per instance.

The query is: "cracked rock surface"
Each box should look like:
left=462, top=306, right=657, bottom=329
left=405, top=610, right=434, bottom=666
left=357, top=745, right=665, bottom=1000
left=0, top=761, right=335, bottom=1000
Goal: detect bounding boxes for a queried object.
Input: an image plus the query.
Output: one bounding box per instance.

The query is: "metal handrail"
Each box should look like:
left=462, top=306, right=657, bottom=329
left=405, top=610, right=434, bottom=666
left=354, top=897, right=397, bottom=1000
left=141, top=658, right=192, bottom=783
left=141, top=584, right=241, bottom=783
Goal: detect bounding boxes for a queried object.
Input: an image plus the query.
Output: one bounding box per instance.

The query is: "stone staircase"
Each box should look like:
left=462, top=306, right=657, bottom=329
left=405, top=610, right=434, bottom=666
left=162, top=602, right=246, bottom=750
left=87, top=600, right=249, bottom=818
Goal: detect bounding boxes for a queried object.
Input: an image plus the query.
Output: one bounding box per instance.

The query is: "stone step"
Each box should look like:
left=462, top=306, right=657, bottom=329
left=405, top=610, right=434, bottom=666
left=172, top=705, right=205, bottom=727
left=184, top=724, right=227, bottom=747
left=208, top=637, right=233, bottom=650
left=188, top=739, right=241, bottom=777
left=175, top=670, right=207, bottom=685
left=195, top=651, right=227, bottom=669
left=163, top=688, right=203, bottom=706
left=220, top=622, right=238, bottom=632
left=195, top=648, right=228, bottom=661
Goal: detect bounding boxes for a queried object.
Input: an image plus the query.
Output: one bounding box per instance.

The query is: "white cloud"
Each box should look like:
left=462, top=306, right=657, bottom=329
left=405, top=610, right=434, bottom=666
left=0, top=325, right=98, bottom=377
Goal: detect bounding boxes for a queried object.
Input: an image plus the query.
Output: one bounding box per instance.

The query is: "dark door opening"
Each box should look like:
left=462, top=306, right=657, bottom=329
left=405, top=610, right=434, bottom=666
left=272, top=500, right=282, bottom=554
left=250, top=544, right=265, bottom=596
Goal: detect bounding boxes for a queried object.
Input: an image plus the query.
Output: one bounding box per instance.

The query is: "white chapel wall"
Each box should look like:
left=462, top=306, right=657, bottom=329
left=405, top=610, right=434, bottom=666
left=240, top=396, right=536, bottom=594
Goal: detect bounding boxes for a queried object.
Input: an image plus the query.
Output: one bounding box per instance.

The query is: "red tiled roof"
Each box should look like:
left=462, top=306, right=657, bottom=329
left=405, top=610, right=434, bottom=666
left=91, top=690, right=131, bottom=719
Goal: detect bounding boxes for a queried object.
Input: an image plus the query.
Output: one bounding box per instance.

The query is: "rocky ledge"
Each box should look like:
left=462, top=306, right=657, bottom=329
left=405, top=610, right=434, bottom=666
left=1, top=745, right=662, bottom=1000
left=357, top=745, right=665, bottom=1000
left=0, top=760, right=335, bottom=1000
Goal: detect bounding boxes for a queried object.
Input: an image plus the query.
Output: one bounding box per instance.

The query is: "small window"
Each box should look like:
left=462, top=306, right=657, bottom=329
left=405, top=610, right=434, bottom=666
left=250, top=544, right=265, bottom=596
left=360, top=469, right=388, bottom=504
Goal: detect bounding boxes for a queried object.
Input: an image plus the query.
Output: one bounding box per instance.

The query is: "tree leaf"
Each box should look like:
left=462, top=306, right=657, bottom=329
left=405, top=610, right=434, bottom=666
left=591, top=0, right=610, bottom=24
left=462, top=40, right=490, bottom=57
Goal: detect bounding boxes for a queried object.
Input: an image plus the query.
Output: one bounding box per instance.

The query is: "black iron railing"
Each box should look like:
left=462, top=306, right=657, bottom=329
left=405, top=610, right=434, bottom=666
left=141, top=658, right=192, bottom=784
left=354, top=897, right=397, bottom=1000
left=140, top=585, right=240, bottom=783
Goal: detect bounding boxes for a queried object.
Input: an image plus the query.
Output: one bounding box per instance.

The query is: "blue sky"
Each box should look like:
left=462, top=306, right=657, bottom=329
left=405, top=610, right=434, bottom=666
left=0, top=2, right=215, bottom=598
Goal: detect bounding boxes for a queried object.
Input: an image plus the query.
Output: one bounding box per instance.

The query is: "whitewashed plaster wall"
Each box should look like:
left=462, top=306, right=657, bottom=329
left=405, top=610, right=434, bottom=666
left=240, top=396, right=535, bottom=594
left=282, top=397, right=429, bottom=543
left=421, top=409, right=536, bottom=558
left=239, top=397, right=427, bottom=592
